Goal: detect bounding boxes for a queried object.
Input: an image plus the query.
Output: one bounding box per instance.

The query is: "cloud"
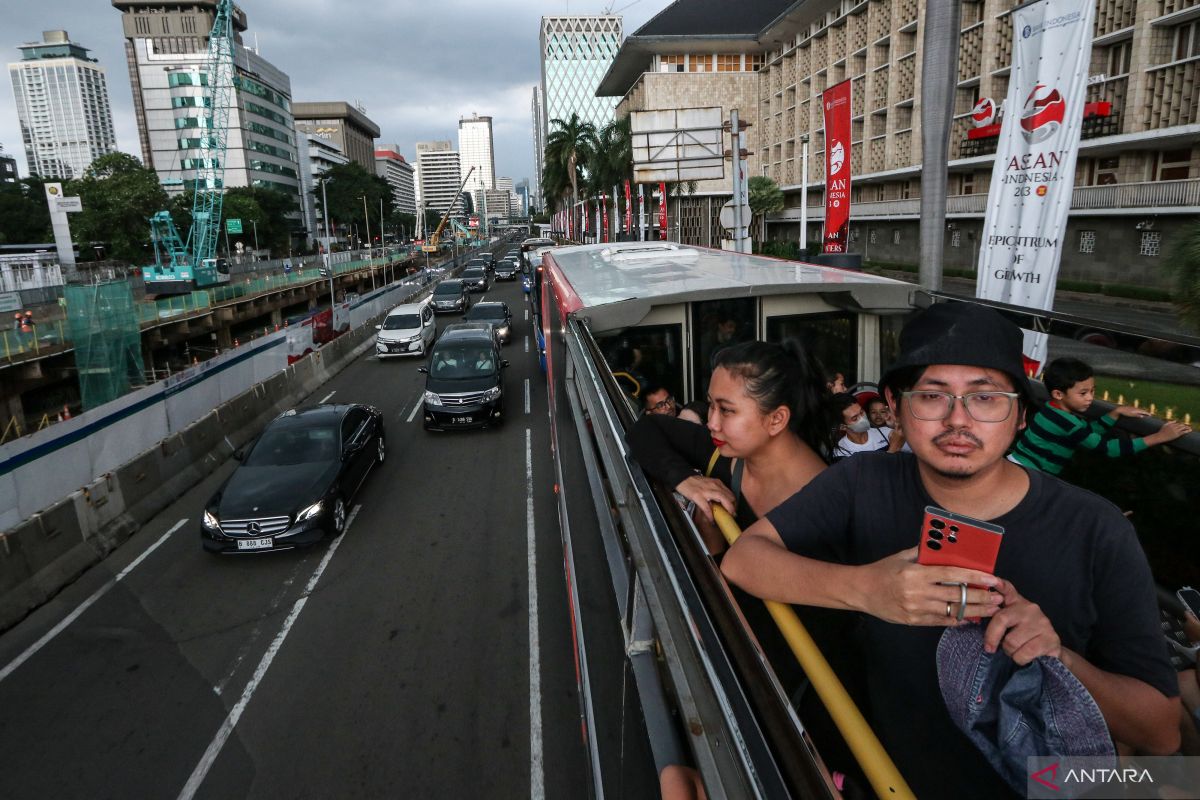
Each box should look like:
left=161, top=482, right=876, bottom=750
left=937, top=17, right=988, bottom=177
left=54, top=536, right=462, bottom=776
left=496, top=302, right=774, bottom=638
left=1, top=0, right=663, bottom=187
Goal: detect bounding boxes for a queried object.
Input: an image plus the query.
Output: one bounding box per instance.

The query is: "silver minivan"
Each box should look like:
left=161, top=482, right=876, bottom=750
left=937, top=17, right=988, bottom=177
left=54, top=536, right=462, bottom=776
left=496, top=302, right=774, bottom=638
left=375, top=301, right=437, bottom=358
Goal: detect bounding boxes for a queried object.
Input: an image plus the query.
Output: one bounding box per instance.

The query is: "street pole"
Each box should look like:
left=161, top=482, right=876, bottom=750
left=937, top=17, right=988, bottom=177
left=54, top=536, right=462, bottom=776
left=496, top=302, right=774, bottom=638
left=800, top=134, right=810, bottom=254
left=252, top=219, right=259, bottom=255
left=360, top=195, right=375, bottom=291
left=320, top=177, right=331, bottom=254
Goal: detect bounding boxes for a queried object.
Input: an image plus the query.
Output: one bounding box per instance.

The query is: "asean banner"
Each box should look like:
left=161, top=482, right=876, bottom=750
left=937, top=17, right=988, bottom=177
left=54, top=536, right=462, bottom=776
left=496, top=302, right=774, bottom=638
left=822, top=79, right=852, bottom=254
left=975, top=0, right=1095, bottom=373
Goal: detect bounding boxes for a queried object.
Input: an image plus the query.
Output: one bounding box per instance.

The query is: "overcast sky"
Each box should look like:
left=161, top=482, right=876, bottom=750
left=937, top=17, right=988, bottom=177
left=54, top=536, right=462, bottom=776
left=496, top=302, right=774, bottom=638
left=1, top=0, right=669, bottom=185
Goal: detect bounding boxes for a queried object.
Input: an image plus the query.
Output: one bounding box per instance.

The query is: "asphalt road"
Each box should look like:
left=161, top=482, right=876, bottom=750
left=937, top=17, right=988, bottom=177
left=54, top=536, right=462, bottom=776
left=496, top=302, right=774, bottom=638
left=0, top=275, right=591, bottom=799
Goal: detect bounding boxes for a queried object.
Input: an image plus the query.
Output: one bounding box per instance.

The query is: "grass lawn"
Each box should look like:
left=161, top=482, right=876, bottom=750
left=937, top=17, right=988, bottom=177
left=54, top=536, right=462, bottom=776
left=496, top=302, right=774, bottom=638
left=1093, top=375, right=1200, bottom=423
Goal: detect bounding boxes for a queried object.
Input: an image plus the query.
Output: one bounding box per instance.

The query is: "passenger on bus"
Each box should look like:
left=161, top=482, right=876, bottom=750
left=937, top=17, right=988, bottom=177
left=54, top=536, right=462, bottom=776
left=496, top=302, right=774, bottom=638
left=829, top=392, right=906, bottom=459
left=865, top=396, right=894, bottom=429
left=722, top=303, right=1181, bottom=798
left=1010, top=356, right=1191, bottom=476
left=627, top=340, right=830, bottom=555
left=642, top=383, right=703, bottom=425
left=825, top=370, right=847, bottom=395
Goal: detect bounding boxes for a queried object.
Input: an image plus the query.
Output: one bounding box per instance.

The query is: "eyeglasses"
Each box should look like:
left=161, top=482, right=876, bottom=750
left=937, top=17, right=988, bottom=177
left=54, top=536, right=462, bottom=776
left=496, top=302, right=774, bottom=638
left=648, top=395, right=676, bottom=412
left=900, top=390, right=1020, bottom=422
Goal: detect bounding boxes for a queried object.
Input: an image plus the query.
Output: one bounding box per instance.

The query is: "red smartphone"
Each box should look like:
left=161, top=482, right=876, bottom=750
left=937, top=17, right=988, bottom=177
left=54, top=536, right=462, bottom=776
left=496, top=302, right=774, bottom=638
left=917, top=505, right=1004, bottom=575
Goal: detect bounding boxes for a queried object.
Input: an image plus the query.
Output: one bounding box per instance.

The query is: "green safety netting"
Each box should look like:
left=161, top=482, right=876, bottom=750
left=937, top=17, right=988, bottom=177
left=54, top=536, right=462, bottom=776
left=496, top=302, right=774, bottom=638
left=65, top=281, right=146, bottom=410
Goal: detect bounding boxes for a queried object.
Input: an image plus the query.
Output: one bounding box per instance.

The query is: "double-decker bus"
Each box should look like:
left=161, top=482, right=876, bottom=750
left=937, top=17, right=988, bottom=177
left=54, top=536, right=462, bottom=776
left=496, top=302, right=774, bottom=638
left=531, top=240, right=1200, bottom=798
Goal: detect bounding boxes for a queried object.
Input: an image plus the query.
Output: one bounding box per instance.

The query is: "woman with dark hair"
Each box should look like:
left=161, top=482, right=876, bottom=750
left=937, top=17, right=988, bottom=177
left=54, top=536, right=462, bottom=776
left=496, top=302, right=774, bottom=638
left=627, top=338, right=831, bottom=554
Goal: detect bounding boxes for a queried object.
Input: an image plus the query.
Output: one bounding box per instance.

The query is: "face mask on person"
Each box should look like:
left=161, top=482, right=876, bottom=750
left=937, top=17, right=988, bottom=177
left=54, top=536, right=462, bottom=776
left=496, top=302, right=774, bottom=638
left=847, top=417, right=871, bottom=434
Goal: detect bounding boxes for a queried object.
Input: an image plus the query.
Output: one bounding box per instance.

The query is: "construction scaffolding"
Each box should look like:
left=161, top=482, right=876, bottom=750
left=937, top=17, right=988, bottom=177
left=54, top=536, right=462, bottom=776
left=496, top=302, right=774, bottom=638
left=65, top=282, right=145, bottom=410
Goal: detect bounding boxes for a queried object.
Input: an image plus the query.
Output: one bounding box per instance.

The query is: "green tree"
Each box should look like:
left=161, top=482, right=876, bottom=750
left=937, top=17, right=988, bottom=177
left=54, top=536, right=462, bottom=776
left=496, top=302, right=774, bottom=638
left=0, top=178, right=53, bottom=245
left=313, top=162, right=392, bottom=246
left=66, top=152, right=168, bottom=264
left=545, top=112, right=596, bottom=233
left=748, top=175, right=784, bottom=247
left=1166, top=222, right=1200, bottom=334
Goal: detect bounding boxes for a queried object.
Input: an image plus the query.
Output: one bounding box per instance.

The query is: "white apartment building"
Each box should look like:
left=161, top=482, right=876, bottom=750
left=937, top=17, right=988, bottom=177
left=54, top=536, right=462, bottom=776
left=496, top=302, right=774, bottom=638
left=539, top=16, right=623, bottom=135
left=415, top=140, right=464, bottom=219
left=375, top=145, right=416, bottom=216
left=299, top=133, right=348, bottom=246
left=113, top=1, right=302, bottom=205
left=531, top=86, right=545, bottom=210
left=458, top=113, right=495, bottom=201
left=8, top=31, right=118, bottom=179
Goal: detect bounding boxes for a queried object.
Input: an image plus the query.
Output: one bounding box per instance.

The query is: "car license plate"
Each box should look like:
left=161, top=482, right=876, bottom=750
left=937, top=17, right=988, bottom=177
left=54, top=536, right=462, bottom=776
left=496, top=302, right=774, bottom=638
left=450, top=416, right=472, bottom=424
left=237, top=537, right=273, bottom=550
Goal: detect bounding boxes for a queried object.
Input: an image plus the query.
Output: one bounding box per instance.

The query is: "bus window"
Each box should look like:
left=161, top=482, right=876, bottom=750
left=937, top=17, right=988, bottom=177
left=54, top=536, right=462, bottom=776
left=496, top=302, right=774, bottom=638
left=692, top=298, right=756, bottom=397
left=767, top=311, right=859, bottom=386
left=595, top=324, right=684, bottom=407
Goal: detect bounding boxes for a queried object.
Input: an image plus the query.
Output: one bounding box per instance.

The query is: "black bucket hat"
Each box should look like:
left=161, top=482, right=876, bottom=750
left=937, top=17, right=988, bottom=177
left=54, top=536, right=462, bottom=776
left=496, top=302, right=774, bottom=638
left=880, top=302, right=1032, bottom=400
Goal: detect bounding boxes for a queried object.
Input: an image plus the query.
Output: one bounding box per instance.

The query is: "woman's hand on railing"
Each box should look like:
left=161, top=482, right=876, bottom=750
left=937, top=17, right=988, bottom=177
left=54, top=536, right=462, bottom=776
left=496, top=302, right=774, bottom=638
left=675, top=475, right=736, bottom=522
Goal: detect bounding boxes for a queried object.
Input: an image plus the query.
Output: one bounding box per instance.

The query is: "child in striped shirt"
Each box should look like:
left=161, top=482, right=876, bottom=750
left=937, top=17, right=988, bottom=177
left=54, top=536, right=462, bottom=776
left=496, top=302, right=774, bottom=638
left=1012, top=357, right=1191, bottom=475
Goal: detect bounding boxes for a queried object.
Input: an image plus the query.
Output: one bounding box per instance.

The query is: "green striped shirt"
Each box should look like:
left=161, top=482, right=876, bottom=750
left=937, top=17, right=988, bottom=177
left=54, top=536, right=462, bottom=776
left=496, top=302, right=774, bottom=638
left=1012, top=403, right=1147, bottom=475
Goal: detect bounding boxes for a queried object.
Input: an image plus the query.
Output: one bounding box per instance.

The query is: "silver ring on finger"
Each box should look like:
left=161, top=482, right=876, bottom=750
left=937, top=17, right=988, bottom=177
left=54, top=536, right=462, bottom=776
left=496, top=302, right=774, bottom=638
left=956, top=582, right=968, bottom=622
left=945, top=601, right=952, bottom=618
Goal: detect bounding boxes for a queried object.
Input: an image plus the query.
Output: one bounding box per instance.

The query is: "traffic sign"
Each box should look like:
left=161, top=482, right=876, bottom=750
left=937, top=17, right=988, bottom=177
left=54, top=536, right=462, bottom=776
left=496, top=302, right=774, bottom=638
left=225, top=218, right=243, bottom=234
left=718, top=201, right=751, bottom=232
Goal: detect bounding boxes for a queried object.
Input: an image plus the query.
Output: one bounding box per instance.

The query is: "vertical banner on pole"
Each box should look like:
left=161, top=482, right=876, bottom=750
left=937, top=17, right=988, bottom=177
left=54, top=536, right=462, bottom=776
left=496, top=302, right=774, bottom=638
left=601, top=192, right=609, bottom=243
left=975, top=0, right=1095, bottom=375
left=624, top=180, right=633, bottom=236
left=658, top=182, right=668, bottom=241
left=638, top=185, right=646, bottom=241
left=582, top=199, right=589, bottom=238
left=821, top=79, right=853, bottom=254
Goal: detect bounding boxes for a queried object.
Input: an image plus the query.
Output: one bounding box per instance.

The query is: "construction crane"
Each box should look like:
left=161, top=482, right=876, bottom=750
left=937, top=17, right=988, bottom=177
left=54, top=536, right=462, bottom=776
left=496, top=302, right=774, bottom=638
left=141, top=0, right=236, bottom=296
left=422, top=166, right=475, bottom=253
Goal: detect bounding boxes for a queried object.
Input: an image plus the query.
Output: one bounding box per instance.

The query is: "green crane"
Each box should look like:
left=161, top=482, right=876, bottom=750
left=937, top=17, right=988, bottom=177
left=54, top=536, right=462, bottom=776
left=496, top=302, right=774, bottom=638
left=142, top=0, right=236, bottom=295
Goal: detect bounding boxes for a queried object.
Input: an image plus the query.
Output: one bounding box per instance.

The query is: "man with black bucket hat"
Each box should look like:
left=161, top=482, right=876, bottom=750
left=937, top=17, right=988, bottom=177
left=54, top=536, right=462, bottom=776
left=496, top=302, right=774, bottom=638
left=722, top=302, right=1181, bottom=797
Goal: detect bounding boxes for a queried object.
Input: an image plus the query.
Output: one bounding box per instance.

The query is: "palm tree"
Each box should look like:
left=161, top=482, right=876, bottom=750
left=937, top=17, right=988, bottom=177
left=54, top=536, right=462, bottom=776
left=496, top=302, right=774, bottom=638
left=545, top=112, right=596, bottom=238
left=748, top=176, right=784, bottom=248
left=1166, top=222, right=1200, bottom=334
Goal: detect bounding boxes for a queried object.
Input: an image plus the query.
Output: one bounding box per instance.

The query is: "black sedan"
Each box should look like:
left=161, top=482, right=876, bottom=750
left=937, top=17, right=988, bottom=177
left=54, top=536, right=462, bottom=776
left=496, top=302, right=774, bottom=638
left=464, top=301, right=513, bottom=344
left=201, top=404, right=385, bottom=553
left=461, top=266, right=489, bottom=293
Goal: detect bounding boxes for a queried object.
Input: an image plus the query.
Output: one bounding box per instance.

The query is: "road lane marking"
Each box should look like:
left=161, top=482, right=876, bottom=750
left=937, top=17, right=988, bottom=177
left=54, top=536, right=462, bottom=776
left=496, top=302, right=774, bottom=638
left=319, top=390, right=336, bottom=403
left=178, top=505, right=361, bottom=800
left=406, top=396, right=423, bottom=423
left=0, top=518, right=188, bottom=685
left=214, top=559, right=307, bottom=696
left=524, top=308, right=529, bottom=321
left=524, top=336, right=529, bottom=353
left=526, top=429, right=544, bottom=800
left=524, top=379, right=530, bottom=415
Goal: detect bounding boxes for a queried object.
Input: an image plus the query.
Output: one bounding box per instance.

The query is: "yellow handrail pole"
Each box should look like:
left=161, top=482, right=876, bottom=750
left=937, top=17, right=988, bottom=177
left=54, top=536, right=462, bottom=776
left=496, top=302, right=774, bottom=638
left=712, top=504, right=915, bottom=800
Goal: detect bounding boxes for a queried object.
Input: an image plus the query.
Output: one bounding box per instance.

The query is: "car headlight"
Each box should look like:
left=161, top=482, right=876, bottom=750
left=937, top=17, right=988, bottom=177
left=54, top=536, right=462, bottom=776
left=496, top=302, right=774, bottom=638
left=202, top=509, right=221, bottom=531
left=483, top=386, right=502, bottom=402
left=296, top=501, right=324, bottom=522
left=423, top=390, right=443, bottom=407
left=496, top=325, right=510, bottom=337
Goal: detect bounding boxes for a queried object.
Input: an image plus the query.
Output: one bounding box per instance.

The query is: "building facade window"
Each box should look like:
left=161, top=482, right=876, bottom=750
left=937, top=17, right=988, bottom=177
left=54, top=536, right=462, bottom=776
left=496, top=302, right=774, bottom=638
left=1174, top=21, right=1200, bottom=61
left=950, top=229, right=961, bottom=248
left=717, top=54, right=742, bottom=72
left=892, top=228, right=901, bottom=244
left=168, top=71, right=208, bottom=87
left=1079, top=230, right=1096, bottom=253
left=747, top=53, right=765, bottom=71
left=1156, top=149, right=1192, bottom=181
left=660, top=54, right=685, bottom=72
left=689, top=54, right=713, bottom=72
left=869, top=228, right=877, bottom=244
left=1088, top=156, right=1120, bottom=185
left=1139, top=230, right=1161, bottom=256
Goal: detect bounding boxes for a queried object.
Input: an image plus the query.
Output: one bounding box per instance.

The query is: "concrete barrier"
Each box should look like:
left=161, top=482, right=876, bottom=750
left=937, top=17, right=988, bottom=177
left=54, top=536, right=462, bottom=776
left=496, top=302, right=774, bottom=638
left=0, top=265, right=444, bottom=632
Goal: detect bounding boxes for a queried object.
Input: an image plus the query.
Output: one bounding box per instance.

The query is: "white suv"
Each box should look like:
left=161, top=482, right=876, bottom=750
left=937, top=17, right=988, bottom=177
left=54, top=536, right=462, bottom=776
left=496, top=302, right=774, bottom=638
left=376, top=301, right=437, bottom=358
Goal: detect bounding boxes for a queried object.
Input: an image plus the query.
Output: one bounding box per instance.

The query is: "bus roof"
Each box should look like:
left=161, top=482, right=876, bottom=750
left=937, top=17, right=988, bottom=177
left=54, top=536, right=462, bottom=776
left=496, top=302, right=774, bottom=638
left=543, top=241, right=916, bottom=332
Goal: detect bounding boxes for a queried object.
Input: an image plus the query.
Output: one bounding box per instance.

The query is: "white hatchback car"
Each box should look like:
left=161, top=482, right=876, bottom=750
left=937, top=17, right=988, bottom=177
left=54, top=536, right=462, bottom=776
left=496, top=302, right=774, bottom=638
left=376, top=301, right=437, bottom=358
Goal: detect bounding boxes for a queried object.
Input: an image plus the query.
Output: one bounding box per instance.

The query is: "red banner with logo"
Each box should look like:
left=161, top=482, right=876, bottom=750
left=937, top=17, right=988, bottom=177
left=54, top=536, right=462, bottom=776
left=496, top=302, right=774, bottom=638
left=601, top=192, right=609, bottom=243
left=822, top=79, right=853, bottom=254
left=658, top=182, right=667, bottom=238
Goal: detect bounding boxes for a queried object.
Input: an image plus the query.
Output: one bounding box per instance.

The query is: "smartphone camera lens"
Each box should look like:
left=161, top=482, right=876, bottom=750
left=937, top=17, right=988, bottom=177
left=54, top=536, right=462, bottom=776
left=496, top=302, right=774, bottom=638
left=928, top=529, right=943, bottom=540
left=926, top=539, right=942, bottom=550
left=948, top=535, right=958, bottom=544
left=949, top=525, right=959, bottom=533
left=930, top=519, right=946, bottom=530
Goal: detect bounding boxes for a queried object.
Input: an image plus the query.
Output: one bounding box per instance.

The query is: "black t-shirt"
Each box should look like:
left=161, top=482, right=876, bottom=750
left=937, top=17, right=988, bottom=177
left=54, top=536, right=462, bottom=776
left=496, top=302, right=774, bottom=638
left=765, top=452, right=1178, bottom=799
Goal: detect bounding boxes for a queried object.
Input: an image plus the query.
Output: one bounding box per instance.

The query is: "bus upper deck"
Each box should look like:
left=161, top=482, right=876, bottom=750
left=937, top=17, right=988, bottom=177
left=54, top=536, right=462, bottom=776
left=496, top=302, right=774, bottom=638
left=532, top=240, right=1200, bottom=798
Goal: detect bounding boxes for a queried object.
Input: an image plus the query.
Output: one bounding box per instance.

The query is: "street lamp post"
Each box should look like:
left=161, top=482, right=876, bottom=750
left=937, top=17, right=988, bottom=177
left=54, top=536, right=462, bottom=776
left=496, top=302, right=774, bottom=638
left=800, top=134, right=810, bottom=254
left=360, top=195, right=375, bottom=291
left=251, top=219, right=260, bottom=257
left=320, top=177, right=334, bottom=307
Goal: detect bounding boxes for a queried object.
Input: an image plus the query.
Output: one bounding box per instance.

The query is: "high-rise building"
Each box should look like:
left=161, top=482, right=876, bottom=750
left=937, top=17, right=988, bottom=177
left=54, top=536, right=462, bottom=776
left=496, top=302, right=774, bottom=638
left=375, top=145, right=416, bottom=215
left=299, top=132, right=348, bottom=245
left=530, top=86, right=544, bottom=212
left=539, top=15, right=622, bottom=139
left=113, top=1, right=302, bottom=206
left=458, top=113, right=495, bottom=205
left=8, top=30, right=117, bottom=179
left=293, top=102, right=380, bottom=172
left=414, top=140, right=463, bottom=220
left=515, top=179, right=530, bottom=217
